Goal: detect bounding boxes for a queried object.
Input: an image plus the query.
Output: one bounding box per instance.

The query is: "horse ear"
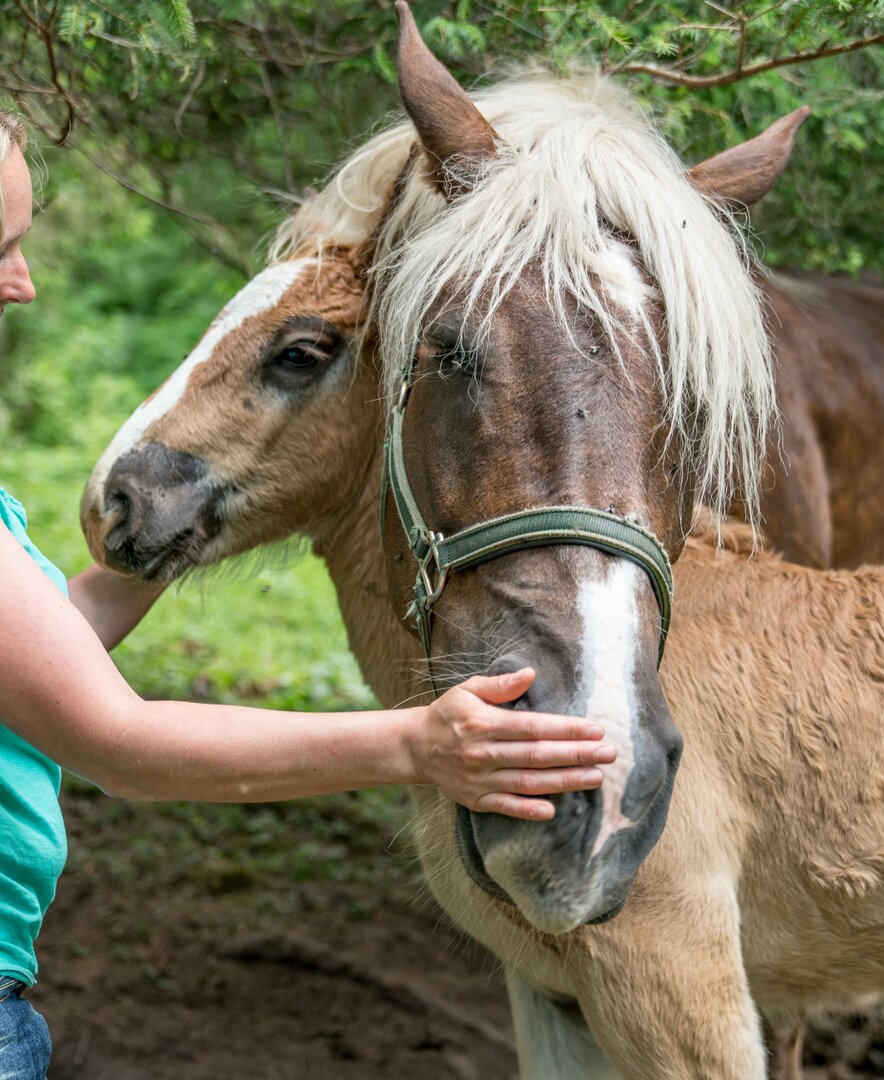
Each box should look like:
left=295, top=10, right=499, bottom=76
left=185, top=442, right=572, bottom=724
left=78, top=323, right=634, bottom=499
left=688, top=106, right=811, bottom=208
left=395, top=1, right=499, bottom=200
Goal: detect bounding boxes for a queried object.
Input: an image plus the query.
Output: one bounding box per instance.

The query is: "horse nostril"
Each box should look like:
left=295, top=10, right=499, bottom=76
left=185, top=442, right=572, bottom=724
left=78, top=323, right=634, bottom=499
left=105, top=487, right=131, bottom=521
left=102, top=478, right=143, bottom=555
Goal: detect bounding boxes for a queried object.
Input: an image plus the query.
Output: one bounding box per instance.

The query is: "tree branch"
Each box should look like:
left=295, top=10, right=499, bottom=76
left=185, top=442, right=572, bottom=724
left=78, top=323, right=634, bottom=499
left=609, top=33, right=884, bottom=87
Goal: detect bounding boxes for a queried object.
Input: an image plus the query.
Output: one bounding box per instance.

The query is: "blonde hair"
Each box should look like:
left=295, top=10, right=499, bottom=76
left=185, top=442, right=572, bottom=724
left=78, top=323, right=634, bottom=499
left=0, top=109, right=28, bottom=243
left=267, top=120, right=416, bottom=264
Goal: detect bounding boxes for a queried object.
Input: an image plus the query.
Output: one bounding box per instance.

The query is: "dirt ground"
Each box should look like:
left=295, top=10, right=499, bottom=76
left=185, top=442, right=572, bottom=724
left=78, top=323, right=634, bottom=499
left=30, top=785, right=884, bottom=1079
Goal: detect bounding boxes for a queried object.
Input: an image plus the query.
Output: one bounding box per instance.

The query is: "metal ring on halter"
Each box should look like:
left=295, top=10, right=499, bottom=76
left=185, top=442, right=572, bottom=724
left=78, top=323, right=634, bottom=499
left=417, top=531, right=449, bottom=608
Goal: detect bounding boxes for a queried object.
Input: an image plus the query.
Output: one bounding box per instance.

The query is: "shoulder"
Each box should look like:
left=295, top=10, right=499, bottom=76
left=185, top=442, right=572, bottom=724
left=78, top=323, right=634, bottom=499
left=0, top=487, right=28, bottom=532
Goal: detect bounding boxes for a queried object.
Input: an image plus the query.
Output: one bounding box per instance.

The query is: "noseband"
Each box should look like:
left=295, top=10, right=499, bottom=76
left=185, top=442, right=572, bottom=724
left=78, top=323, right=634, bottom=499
left=382, top=361, right=674, bottom=678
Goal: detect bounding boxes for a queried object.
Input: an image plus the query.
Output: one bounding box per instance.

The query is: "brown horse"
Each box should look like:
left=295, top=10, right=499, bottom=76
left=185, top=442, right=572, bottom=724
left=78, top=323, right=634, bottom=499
left=79, top=12, right=884, bottom=1077
left=755, top=270, right=884, bottom=568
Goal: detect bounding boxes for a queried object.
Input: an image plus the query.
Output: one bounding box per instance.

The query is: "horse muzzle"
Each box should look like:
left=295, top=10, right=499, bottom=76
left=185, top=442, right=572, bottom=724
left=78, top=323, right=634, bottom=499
left=454, top=677, right=682, bottom=935
left=82, top=443, right=228, bottom=581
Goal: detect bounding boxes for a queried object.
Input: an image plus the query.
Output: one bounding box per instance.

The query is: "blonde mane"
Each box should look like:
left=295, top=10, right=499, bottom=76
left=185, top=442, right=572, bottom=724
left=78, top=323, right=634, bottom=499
left=369, top=71, right=776, bottom=526
left=267, top=69, right=776, bottom=526
left=268, top=121, right=416, bottom=263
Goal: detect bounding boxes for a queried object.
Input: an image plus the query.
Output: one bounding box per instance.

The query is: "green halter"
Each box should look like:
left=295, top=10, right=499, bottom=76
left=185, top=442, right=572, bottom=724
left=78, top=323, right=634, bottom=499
left=382, top=363, right=674, bottom=672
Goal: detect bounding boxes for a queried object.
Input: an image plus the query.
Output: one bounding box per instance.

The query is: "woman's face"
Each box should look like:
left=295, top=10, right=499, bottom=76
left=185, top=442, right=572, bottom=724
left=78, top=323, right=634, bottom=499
left=0, top=144, right=36, bottom=317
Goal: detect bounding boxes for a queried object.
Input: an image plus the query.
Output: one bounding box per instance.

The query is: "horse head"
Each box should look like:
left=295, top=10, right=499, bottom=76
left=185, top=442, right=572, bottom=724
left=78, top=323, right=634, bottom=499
left=80, top=249, right=384, bottom=582
left=377, top=3, right=798, bottom=933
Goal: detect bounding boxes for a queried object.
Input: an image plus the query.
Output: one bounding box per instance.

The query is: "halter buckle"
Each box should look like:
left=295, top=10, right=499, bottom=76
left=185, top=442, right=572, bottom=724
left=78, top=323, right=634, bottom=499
left=414, top=530, right=448, bottom=612
left=396, top=379, right=411, bottom=411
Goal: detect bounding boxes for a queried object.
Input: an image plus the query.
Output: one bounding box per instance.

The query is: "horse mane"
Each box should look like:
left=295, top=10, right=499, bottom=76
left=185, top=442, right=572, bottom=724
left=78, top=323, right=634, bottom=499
left=688, top=507, right=760, bottom=556
left=268, top=121, right=416, bottom=264
left=265, top=67, right=776, bottom=526
left=367, top=69, right=776, bottom=527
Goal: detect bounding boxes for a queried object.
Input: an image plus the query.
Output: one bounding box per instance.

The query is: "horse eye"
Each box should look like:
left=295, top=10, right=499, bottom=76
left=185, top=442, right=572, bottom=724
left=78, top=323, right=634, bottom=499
left=273, top=345, right=320, bottom=370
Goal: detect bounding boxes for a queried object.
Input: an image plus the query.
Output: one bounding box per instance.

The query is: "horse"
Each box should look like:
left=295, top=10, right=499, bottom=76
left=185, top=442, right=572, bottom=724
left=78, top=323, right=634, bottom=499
left=77, top=10, right=884, bottom=1080
left=753, top=269, right=884, bottom=568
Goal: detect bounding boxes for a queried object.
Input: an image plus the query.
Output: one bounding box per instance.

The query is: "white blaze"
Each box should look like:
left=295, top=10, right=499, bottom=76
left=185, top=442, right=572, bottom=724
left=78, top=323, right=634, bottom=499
left=578, top=558, right=641, bottom=858
left=86, top=259, right=311, bottom=503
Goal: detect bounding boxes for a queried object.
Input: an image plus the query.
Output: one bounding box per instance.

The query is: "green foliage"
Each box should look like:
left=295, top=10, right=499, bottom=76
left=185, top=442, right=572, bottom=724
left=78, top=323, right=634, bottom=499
left=0, top=156, right=243, bottom=452
left=0, top=1, right=880, bottom=275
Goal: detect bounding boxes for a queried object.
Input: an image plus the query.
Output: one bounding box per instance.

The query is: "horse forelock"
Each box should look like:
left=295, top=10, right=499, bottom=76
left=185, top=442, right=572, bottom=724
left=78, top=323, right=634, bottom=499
left=367, top=70, right=776, bottom=528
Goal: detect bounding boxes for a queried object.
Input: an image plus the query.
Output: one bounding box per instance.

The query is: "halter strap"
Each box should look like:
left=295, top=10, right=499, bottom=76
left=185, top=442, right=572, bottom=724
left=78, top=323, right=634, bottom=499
left=382, top=369, right=674, bottom=671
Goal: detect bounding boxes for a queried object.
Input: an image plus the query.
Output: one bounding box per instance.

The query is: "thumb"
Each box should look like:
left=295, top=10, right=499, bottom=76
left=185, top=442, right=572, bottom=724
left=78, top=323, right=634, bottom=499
left=461, top=667, right=535, bottom=706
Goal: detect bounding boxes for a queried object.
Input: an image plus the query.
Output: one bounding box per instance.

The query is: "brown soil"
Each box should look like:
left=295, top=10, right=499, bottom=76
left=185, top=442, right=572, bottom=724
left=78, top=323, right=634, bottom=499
left=31, top=787, right=884, bottom=1079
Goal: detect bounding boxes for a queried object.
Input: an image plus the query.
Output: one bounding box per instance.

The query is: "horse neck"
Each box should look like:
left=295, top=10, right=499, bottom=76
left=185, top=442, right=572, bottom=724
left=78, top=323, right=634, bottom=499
left=313, top=451, right=421, bottom=709
left=756, top=272, right=884, bottom=568
left=761, top=272, right=884, bottom=411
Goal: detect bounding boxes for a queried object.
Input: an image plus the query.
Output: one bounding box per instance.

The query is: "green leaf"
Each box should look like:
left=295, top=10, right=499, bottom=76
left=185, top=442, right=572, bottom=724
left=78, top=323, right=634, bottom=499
left=59, top=2, right=87, bottom=41
left=166, top=0, right=197, bottom=46
left=372, top=41, right=397, bottom=86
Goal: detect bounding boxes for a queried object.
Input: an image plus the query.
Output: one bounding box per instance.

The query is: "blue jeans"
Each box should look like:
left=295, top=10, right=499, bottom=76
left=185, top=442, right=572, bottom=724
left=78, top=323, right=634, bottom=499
left=0, top=979, right=51, bottom=1080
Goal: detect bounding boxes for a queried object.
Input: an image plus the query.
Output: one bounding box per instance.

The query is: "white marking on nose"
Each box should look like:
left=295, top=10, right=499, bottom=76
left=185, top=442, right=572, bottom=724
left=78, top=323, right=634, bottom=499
left=86, top=259, right=312, bottom=504
left=578, top=558, right=641, bottom=858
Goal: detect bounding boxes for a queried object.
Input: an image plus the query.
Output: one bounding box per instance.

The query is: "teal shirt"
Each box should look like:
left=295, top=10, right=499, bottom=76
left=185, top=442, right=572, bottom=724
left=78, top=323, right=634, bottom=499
left=0, top=488, right=68, bottom=985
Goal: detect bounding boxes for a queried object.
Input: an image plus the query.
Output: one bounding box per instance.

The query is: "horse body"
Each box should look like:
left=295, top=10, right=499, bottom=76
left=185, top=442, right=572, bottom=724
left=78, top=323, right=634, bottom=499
left=408, top=528, right=884, bottom=1077
left=759, top=272, right=884, bottom=569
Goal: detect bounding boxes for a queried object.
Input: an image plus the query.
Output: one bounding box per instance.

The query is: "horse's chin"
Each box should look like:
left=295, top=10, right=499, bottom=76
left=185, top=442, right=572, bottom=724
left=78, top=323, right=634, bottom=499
left=103, top=540, right=206, bottom=585
left=454, top=804, right=631, bottom=934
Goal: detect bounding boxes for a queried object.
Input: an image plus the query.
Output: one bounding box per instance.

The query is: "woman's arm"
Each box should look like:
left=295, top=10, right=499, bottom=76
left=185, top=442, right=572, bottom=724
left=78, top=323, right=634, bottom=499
left=67, top=563, right=164, bottom=650
left=0, top=524, right=614, bottom=820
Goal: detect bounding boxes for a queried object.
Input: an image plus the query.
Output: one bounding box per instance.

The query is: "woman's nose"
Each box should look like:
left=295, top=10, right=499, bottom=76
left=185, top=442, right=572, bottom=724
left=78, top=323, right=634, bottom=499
left=1, top=251, right=36, bottom=304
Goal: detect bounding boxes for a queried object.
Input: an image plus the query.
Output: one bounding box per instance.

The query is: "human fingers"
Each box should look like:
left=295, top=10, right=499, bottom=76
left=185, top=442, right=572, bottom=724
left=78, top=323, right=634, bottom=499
left=472, top=793, right=557, bottom=820
left=487, top=766, right=605, bottom=798
left=485, top=740, right=617, bottom=770
left=457, top=667, right=535, bottom=706
left=477, top=708, right=605, bottom=742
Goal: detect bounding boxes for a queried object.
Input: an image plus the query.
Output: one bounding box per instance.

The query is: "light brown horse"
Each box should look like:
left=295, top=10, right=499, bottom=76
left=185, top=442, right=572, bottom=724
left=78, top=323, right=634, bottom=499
left=77, top=16, right=884, bottom=1080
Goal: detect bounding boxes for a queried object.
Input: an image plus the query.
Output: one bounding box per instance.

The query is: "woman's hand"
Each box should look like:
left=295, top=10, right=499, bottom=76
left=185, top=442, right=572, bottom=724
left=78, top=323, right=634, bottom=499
left=409, top=668, right=616, bottom=820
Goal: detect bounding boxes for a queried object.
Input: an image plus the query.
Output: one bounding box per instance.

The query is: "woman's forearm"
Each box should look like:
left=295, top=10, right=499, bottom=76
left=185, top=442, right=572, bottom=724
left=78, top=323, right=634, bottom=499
left=101, top=698, right=419, bottom=802
left=2, top=524, right=614, bottom=819
left=67, top=563, right=164, bottom=650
